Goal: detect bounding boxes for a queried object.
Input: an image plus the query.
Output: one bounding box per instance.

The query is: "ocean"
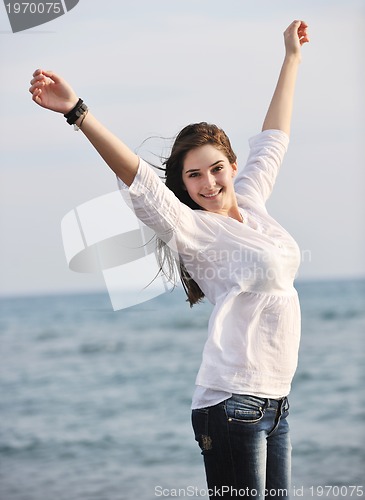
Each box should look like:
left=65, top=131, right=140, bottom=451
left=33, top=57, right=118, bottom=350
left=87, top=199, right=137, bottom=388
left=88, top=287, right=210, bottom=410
left=0, top=279, right=364, bottom=500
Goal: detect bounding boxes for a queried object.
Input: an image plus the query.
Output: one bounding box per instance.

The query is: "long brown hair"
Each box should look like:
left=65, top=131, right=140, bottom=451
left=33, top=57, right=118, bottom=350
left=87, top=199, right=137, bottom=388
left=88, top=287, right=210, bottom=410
left=157, top=122, right=237, bottom=307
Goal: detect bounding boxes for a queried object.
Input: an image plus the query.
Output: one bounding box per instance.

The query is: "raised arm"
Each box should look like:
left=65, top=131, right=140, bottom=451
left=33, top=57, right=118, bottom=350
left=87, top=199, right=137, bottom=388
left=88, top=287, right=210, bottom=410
left=262, top=20, right=309, bottom=135
left=29, top=69, right=139, bottom=186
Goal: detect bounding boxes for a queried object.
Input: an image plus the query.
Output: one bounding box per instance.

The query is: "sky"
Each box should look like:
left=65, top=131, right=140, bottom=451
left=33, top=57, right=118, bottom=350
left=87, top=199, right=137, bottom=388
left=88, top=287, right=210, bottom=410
left=0, top=0, right=364, bottom=298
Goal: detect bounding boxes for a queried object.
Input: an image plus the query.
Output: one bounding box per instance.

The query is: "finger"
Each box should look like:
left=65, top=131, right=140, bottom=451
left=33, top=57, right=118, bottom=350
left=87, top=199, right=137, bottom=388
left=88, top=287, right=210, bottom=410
left=32, top=93, right=42, bottom=105
left=30, top=74, right=45, bottom=85
left=290, top=20, right=308, bottom=37
left=290, top=20, right=302, bottom=31
left=29, top=78, right=47, bottom=94
left=31, top=88, right=42, bottom=101
left=298, top=25, right=309, bottom=35
left=298, top=27, right=309, bottom=38
left=29, top=80, right=44, bottom=92
left=32, top=68, right=60, bottom=83
left=298, top=24, right=309, bottom=38
left=298, top=32, right=309, bottom=42
left=29, top=84, right=40, bottom=95
left=285, top=20, right=303, bottom=37
left=40, top=69, right=61, bottom=83
left=294, top=20, right=308, bottom=29
left=298, top=27, right=309, bottom=42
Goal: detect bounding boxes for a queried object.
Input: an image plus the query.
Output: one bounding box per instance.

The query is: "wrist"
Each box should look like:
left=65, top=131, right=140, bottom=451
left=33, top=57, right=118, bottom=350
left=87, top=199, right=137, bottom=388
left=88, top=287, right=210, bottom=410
left=64, top=98, right=88, bottom=125
left=63, top=99, right=79, bottom=114
left=284, top=52, right=302, bottom=64
left=74, top=108, right=89, bottom=130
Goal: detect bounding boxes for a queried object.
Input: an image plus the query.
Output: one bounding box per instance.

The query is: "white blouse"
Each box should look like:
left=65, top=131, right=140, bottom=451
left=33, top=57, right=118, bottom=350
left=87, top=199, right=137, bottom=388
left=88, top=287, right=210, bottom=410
left=118, top=129, right=301, bottom=408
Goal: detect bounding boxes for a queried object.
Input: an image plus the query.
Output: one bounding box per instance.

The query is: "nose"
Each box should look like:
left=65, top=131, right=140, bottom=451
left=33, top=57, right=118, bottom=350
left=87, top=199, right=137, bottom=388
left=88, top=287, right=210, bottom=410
left=203, top=172, right=216, bottom=190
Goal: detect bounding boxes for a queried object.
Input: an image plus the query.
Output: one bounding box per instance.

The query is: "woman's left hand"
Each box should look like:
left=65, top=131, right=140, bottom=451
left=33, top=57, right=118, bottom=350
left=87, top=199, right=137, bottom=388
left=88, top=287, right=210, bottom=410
left=284, top=20, right=309, bottom=59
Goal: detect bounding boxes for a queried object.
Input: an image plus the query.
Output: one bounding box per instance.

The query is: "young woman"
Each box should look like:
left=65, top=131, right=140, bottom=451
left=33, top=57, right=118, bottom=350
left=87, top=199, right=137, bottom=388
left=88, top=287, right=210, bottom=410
left=29, top=20, right=309, bottom=499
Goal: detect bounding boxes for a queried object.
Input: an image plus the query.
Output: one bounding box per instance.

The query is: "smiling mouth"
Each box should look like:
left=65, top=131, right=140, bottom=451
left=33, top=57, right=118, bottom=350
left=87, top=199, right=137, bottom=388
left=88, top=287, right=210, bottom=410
left=200, top=188, right=223, bottom=199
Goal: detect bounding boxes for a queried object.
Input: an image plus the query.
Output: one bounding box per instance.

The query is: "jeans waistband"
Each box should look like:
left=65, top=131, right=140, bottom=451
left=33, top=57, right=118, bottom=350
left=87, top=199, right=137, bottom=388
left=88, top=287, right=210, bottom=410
left=265, top=397, right=288, bottom=409
left=230, top=394, right=288, bottom=411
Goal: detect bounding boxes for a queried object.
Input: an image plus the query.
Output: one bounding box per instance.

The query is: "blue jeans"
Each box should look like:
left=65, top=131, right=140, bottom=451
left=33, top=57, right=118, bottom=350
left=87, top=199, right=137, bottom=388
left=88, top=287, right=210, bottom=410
left=191, top=394, right=291, bottom=499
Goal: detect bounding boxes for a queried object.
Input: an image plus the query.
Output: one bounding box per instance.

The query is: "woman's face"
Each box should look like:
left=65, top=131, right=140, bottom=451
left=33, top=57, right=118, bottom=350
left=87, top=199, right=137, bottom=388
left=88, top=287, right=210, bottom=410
left=182, top=144, right=238, bottom=216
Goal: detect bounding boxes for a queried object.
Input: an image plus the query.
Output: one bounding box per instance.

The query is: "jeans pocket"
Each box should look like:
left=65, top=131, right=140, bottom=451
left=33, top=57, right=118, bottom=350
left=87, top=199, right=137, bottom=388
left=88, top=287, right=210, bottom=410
left=191, top=408, right=212, bottom=454
left=225, top=395, right=266, bottom=424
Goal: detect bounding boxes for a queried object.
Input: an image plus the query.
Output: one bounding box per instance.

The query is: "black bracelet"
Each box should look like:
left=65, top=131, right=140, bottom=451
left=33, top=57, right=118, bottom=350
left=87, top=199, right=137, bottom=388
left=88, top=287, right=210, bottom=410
left=64, top=98, right=88, bottom=125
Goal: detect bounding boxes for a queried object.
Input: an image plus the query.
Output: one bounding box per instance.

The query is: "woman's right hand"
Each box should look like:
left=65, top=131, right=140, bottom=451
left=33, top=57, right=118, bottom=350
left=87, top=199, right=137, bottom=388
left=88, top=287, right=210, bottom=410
left=29, top=69, right=79, bottom=114
left=283, top=20, right=309, bottom=60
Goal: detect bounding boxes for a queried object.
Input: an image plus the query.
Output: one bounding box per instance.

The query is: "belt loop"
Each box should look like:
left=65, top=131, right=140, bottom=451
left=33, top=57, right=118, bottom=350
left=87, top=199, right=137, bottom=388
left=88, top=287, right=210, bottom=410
left=279, top=396, right=287, bottom=415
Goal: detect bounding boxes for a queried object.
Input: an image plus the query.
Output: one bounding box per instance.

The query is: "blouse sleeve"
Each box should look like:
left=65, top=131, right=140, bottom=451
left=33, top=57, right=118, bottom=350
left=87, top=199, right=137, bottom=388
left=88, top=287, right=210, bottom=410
left=234, top=129, right=289, bottom=209
left=117, top=157, right=197, bottom=251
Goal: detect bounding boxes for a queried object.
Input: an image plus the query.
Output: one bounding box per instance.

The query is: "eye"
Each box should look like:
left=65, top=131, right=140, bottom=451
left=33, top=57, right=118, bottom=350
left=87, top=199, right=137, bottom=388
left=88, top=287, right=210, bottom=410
left=188, top=172, right=200, bottom=178
left=212, top=165, right=223, bottom=173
